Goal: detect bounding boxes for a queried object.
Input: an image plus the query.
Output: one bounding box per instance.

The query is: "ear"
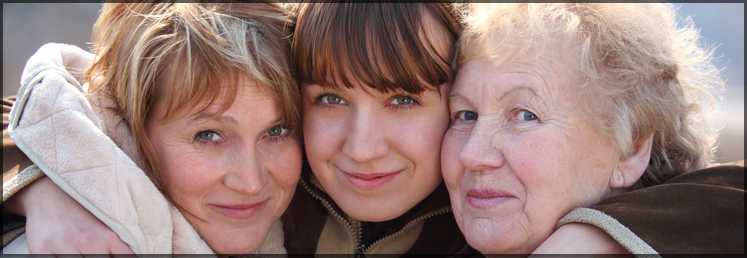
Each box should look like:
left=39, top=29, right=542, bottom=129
left=610, top=133, right=654, bottom=188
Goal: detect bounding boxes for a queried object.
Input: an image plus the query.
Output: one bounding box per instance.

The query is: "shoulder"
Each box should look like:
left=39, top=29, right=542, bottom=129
left=572, top=161, right=745, bottom=254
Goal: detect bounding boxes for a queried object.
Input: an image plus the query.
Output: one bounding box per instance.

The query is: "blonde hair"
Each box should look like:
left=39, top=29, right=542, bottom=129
left=459, top=3, right=724, bottom=187
left=85, top=3, right=299, bottom=189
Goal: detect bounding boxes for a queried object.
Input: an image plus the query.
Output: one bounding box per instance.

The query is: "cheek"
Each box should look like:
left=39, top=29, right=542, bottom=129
left=302, top=108, right=346, bottom=165
left=263, top=140, right=303, bottom=191
left=158, top=147, right=221, bottom=205
left=441, top=129, right=468, bottom=226
left=441, top=129, right=468, bottom=190
left=506, top=129, right=582, bottom=225
left=396, top=106, right=450, bottom=168
left=508, top=132, right=570, bottom=195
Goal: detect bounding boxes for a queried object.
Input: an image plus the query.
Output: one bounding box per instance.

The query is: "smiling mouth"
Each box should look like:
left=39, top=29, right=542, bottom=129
left=339, top=169, right=403, bottom=190
left=209, top=200, right=266, bottom=219
left=466, top=189, right=515, bottom=208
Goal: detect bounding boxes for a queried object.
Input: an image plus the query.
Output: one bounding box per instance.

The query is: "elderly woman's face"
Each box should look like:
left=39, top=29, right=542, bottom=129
left=145, top=79, right=302, bottom=253
left=441, top=57, right=622, bottom=253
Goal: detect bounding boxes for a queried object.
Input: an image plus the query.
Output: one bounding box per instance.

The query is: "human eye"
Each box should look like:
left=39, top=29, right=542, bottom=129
left=387, top=95, right=420, bottom=109
left=263, top=124, right=291, bottom=143
left=453, top=110, right=478, bottom=123
left=314, top=93, right=347, bottom=106
left=194, top=130, right=224, bottom=144
left=511, top=109, right=539, bottom=123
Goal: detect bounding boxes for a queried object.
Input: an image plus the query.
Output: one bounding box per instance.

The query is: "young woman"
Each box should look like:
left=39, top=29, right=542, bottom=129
left=281, top=3, right=467, bottom=254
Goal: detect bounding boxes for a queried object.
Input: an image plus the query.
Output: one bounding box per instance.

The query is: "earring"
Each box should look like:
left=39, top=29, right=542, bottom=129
left=611, top=167, right=624, bottom=188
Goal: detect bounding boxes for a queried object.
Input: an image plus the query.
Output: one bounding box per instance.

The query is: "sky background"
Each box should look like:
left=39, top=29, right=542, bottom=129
left=3, top=3, right=743, bottom=162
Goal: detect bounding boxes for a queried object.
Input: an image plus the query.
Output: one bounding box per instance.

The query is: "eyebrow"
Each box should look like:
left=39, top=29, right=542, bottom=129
left=496, top=86, right=538, bottom=103
left=449, top=85, right=538, bottom=103
left=189, top=112, right=239, bottom=125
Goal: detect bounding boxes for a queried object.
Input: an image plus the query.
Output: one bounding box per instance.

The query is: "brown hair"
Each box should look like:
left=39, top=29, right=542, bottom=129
left=291, top=3, right=462, bottom=94
left=85, top=3, right=299, bottom=189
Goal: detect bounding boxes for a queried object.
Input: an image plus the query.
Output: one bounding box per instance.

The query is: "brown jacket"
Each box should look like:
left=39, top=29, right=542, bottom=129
left=282, top=167, right=470, bottom=255
left=569, top=163, right=744, bottom=254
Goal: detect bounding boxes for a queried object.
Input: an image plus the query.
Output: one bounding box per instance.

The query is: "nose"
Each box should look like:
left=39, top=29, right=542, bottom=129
left=224, top=145, right=266, bottom=195
left=341, top=106, right=389, bottom=162
left=458, top=122, right=505, bottom=172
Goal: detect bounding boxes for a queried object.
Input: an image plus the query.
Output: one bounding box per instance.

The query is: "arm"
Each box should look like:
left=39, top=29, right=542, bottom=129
left=3, top=97, right=40, bottom=206
left=555, top=164, right=744, bottom=254
left=2, top=44, right=132, bottom=253
left=533, top=222, right=628, bottom=254
left=7, top=177, right=132, bottom=253
left=2, top=43, right=93, bottom=204
left=3, top=96, right=131, bottom=254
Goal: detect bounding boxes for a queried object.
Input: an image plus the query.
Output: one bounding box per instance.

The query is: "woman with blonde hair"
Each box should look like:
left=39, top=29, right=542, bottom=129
left=3, top=3, right=301, bottom=254
left=443, top=3, right=743, bottom=254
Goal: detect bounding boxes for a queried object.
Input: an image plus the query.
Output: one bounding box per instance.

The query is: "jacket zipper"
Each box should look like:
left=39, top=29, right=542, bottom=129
left=362, top=207, right=452, bottom=254
left=300, top=179, right=363, bottom=254
left=301, top=178, right=453, bottom=255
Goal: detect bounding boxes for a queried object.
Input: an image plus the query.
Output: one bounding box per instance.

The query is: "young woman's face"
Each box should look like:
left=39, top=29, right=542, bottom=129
left=146, top=79, right=302, bottom=253
left=303, top=84, right=449, bottom=221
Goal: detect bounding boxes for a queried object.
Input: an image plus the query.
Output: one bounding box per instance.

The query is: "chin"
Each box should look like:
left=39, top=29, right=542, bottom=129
left=210, top=235, right=264, bottom=254
left=461, top=217, right=531, bottom=254
left=340, top=200, right=409, bottom=222
left=206, top=223, right=272, bottom=254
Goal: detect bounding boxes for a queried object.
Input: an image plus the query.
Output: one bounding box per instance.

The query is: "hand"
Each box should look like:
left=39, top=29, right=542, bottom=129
left=532, top=223, right=628, bottom=254
left=55, top=43, right=94, bottom=84
left=16, top=177, right=133, bottom=254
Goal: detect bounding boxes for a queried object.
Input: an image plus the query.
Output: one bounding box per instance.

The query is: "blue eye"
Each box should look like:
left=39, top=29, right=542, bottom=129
left=389, top=95, right=419, bottom=107
left=195, top=130, right=223, bottom=144
left=515, top=109, right=538, bottom=122
left=267, top=125, right=289, bottom=137
left=455, top=110, right=478, bottom=122
left=316, top=94, right=346, bottom=106
left=264, top=124, right=292, bottom=143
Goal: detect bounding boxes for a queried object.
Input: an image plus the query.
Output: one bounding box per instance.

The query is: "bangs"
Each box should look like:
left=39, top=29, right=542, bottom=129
left=293, top=3, right=459, bottom=94
left=155, top=47, right=243, bottom=121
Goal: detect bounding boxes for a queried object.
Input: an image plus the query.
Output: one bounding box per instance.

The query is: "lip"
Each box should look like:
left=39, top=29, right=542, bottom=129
left=338, top=167, right=403, bottom=190
left=209, top=200, right=267, bottom=219
left=466, top=189, right=515, bottom=208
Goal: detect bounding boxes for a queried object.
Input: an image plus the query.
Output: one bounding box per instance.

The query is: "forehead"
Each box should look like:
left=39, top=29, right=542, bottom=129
left=155, top=75, right=279, bottom=122
left=452, top=56, right=583, bottom=104
left=198, top=82, right=278, bottom=118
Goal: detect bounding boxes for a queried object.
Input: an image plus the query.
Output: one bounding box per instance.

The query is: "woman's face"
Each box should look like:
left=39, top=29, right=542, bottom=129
left=441, top=56, right=622, bottom=253
left=145, top=79, right=302, bottom=253
left=303, top=83, right=449, bottom=221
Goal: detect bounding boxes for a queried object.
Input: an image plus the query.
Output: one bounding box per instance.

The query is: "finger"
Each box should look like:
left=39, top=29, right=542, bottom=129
left=27, top=239, right=78, bottom=255
left=77, top=244, right=114, bottom=254
left=50, top=243, right=81, bottom=255
left=108, top=240, right=134, bottom=254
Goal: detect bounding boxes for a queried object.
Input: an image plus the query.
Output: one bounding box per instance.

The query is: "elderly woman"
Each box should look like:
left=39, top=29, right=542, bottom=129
left=3, top=3, right=301, bottom=254
left=442, top=3, right=743, bottom=254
